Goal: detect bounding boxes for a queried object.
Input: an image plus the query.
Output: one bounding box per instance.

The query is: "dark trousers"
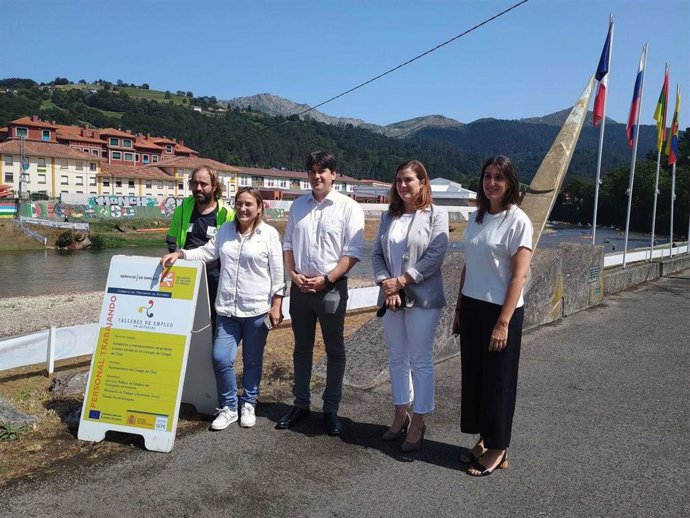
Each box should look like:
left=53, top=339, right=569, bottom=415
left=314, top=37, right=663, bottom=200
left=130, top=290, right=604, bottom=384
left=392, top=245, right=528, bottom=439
left=289, top=278, right=348, bottom=413
left=459, top=295, right=524, bottom=449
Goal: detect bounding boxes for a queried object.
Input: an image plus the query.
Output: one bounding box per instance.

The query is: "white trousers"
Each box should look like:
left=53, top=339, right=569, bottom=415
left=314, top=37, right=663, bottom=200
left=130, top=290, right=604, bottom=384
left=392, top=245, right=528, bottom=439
left=382, top=307, right=441, bottom=414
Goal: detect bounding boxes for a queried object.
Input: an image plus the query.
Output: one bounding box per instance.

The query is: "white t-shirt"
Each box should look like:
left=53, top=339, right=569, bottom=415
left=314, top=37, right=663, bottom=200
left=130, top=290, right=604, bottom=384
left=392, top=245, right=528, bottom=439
left=388, top=213, right=415, bottom=277
left=462, top=205, right=533, bottom=307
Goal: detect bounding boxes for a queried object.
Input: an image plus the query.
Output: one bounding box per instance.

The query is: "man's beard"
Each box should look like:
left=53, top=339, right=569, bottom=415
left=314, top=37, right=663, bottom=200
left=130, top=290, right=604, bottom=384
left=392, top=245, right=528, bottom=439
left=195, top=191, right=212, bottom=204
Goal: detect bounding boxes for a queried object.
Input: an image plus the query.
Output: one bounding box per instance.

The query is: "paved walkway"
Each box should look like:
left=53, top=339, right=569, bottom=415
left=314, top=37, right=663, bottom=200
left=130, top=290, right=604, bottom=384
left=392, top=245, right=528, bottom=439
left=2, top=274, right=689, bottom=517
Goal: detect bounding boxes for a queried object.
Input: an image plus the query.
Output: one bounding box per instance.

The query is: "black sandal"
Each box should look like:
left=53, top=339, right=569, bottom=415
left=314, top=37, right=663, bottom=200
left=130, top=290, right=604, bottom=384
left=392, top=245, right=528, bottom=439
left=459, top=439, right=486, bottom=464
left=467, top=450, right=509, bottom=476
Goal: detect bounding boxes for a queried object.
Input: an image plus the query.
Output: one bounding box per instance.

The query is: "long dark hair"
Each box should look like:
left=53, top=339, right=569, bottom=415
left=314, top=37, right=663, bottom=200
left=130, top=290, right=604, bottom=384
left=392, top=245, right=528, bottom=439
left=234, top=186, right=264, bottom=233
left=475, top=155, right=520, bottom=224
left=388, top=159, right=433, bottom=218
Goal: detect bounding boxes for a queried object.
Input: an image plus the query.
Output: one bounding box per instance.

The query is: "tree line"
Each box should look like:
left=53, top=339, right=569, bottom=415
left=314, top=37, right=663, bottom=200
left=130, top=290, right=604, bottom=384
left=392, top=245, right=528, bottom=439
left=0, top=80, right=686, bottom=234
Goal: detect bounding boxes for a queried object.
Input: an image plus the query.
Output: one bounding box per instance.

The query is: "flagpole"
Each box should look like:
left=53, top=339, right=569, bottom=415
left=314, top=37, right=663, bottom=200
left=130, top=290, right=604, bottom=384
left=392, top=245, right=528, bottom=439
left=669, top=162, right=676, bottom=257
left=650, top=63, right=669, bottom=261
left=592, top=15, right=614, bottom=246
left=623, top=44, right=647, bottom=269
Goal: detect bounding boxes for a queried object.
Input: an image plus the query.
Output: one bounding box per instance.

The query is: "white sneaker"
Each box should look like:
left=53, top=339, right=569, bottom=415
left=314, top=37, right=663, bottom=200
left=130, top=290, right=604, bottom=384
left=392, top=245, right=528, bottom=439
left=210, top=406, right=238, bottom=430
left=240, top=402, right=256, bottom=428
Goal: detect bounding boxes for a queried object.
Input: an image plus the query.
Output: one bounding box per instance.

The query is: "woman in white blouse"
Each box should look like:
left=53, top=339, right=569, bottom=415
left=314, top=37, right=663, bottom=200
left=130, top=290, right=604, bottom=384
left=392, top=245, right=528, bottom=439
left=452, top=155, right=533, bottom=476
left=161, top=187, right=285, bottom=431
left=372, top=160, right=449, bottom=452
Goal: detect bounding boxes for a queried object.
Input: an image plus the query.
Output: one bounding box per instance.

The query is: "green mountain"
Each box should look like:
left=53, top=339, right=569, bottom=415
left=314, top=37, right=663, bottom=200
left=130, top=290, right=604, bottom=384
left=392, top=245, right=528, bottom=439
left=0, top=79, right=666, bottom=184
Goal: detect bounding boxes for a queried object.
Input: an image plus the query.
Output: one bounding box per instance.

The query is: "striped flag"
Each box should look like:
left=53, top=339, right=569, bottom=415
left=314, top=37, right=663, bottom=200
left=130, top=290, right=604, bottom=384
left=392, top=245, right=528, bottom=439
left=626, top=49, right=645, bottom=148
left=665, top=85, right=681, bottom=165
left=653, top=65, right=669, bottom=152
left=593, top=18, right=613, bottom=126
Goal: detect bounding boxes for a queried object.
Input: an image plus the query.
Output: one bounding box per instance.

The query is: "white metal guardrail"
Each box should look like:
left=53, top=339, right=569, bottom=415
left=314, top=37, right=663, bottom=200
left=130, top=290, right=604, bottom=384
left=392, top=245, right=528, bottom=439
left=0, top=287, right=381, bottom=374
left=13, top=219, right=47, bottom=246
left=604, top=244, right=689, bottom=267
left=20, top=216, right=90, bottom=231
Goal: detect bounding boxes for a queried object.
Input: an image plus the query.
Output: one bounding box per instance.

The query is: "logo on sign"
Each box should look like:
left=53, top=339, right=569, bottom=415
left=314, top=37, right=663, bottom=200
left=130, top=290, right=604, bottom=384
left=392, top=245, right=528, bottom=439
left=138, top=299, right=155, bottom=318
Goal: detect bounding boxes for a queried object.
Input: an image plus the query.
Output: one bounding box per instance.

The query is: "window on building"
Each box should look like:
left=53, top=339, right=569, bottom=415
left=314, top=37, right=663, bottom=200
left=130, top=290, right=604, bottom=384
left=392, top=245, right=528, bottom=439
left=89, top=162, right=97, bottom=171
left=123, top=139, right=133, bottom=148
left=278, top=179, right=289, bottom=189
left=165, top=145, right=173, bottom=153
left=76, top=190, right=83, bottom=194
left=92, top=149, right=99, bottom=156
left=76, top=161, right=83, bottom=170
left=143, top=154, right=150, bottom=164
left=129, top=192, right=135, bottom=196
left=145, top=181, right=152, bottom=189
left=158, top=181, right=163, bottom=189
left=264, top=178, right=276, bottom=188
left=90, top=191, right=97, bottom=195
left=128, top=180, right=135, bottom=188
left=112, top=151, right=122, bottom=160
left=42, top=130, right=51, bottom=141
left=152, top=155, right=159, bottom=162
left=3, top=155, right=12, bottom=165
left=300, top=180, right=310, bottom=190
left=145, top=192, right=152, bottom=197
left=59, top=159, right=68, bottom=169
left=76, top=176, right=84, bottom=186
left=135, top=153, right=140, bottom=162
left=115, top=192, right=122, bottom=195
left=37, top=158, right=46, bottom=167
left=103, top=179, right=110, bottom=187
left=4, top=172, right=13, bottom=182
left=115, top=180, right=122, bottom=188
left=124, top=152, right=134, bottom=161
left=60, top=175, right=69, bottom=185
left=89, top=177, right=96, bottom=186
left=61, top=190, right=68, bottom=194
left=109, top=137, right=119, bottom=146
left=38, top=173, right=46, bottom=184
left=16, top=127, right=28, bottom=138
left=83, top=148, right=90, bottom=154
left=178, top=182, right=184, bottom=190
left=238, top=176, right=252, bottom=187
left=169, top=182, right=173, bottom=189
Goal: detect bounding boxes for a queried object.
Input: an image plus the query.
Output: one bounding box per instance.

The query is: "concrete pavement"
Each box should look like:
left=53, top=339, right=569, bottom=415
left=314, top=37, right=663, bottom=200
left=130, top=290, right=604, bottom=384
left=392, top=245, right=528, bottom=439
left=2, top=273, right=689, bottom=517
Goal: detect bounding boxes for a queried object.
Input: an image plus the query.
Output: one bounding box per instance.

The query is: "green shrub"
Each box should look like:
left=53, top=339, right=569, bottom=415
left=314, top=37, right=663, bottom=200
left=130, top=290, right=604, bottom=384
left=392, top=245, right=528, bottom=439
left=0, top=422, right=27, bottom=441
left=90, top=233, right=126, bottom=249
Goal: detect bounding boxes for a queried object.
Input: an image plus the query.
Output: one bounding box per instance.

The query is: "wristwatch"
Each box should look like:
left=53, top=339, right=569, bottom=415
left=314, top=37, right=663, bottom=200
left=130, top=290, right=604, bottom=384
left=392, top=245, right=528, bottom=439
left=323, top=275, right=334, bottom=288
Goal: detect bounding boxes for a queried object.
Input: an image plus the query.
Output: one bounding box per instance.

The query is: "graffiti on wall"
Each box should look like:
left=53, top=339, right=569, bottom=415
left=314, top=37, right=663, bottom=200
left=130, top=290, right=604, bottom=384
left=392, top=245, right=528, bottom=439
left=20, top=196, right=185, bottom=221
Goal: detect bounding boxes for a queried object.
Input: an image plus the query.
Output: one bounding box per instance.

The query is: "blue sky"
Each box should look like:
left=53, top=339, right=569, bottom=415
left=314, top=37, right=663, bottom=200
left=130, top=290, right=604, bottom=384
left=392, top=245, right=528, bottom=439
left=3, top=0, right=688, bottom=128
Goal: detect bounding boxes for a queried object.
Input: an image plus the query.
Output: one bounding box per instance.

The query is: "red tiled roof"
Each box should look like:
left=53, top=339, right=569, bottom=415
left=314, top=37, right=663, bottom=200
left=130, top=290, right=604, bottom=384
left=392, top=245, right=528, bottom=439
left=0, top=140, right=105, bottom=161
left=152, top=137, right=177, bottom=145
left=238, top=166, right=363, bottom=184
left=10, top=116, right=58, bottom=129
left=174, top=143, right=199, bottom=154
left=134, top=138, right=164, bottom=150
left=100, top=163, right=172, bottom=180
left=99, top=127, right=136, bottom=138
left=154, top=155, right=240, bottom=173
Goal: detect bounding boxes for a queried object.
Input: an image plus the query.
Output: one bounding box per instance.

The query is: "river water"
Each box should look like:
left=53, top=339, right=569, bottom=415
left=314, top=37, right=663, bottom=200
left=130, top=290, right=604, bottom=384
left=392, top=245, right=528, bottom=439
left=0, top=225, right=667, bottom=297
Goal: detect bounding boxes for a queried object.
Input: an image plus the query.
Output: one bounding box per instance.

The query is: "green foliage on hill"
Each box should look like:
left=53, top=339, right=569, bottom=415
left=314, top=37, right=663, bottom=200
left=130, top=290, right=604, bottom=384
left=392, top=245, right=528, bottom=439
left=1, top=80, right=687, bottom=234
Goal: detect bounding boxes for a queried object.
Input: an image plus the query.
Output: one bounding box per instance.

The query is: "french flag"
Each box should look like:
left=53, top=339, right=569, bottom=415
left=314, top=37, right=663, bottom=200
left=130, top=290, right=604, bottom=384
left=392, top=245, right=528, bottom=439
left=593, top=19, right=613, bottom=126
left=626, top=49, right=646, bottom=148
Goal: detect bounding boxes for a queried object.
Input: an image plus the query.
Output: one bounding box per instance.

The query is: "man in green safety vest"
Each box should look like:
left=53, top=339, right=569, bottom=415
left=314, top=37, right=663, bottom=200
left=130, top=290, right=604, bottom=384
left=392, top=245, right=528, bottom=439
left=166, top=166, right=234, bottom=330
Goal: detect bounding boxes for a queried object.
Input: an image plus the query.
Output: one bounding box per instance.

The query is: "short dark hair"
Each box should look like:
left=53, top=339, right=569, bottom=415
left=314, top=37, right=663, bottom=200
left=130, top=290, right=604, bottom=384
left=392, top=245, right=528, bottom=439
left=190, top=166, right=223, bottom=200
left=306, top=151, right=337, bottom=173
left=475, top=155, right=520, bottom=224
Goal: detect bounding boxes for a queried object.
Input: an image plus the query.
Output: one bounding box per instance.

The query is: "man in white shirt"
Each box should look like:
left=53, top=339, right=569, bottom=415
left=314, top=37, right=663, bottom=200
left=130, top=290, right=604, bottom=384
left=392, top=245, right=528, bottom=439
left=276, top=151, right=365, bottom=436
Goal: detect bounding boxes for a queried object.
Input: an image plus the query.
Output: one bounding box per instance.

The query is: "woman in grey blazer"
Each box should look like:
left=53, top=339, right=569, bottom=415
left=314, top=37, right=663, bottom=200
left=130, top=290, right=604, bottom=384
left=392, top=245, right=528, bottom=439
left=372, top=159, right=449, bottom=452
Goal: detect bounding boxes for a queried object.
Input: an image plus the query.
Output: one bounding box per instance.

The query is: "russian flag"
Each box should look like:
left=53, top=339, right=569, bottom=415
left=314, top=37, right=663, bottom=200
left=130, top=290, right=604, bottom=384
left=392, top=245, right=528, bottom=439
left=593, top=19, right=613, bottom=126
left=626, top=49, right=646, bottom=148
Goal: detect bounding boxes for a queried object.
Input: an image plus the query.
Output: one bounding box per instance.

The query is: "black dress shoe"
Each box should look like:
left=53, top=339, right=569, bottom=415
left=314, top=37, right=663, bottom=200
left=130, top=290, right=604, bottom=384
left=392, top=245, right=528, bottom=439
left=275, top=406, right=310, bottom=429
left=323, top=412, right=342, bottom=436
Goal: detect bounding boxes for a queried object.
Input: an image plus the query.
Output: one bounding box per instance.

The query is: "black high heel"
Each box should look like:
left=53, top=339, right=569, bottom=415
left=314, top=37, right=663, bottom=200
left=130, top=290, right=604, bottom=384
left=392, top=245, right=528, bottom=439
left=400, top=424, right=426, bottom=452
left=382, top=413, right=410, bottom=441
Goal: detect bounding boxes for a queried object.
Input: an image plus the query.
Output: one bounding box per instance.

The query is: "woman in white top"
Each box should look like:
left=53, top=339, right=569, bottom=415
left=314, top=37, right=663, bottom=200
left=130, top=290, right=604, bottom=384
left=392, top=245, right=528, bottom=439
left=452, top=155, right=533, bottom=476
left=373, top=160, right=449, bottom=452
left=161, top=187, right=285, bottom=431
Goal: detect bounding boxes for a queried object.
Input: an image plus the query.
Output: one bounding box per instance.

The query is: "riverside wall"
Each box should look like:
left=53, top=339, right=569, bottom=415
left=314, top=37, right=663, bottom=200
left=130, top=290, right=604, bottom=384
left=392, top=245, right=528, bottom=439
left=337, top=244, right=690, bottom=390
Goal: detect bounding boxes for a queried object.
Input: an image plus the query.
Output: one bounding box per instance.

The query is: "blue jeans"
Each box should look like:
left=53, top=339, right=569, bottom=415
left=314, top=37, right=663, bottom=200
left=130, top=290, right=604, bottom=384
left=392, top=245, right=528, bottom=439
left=213, top=314, right=269, bottom=409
